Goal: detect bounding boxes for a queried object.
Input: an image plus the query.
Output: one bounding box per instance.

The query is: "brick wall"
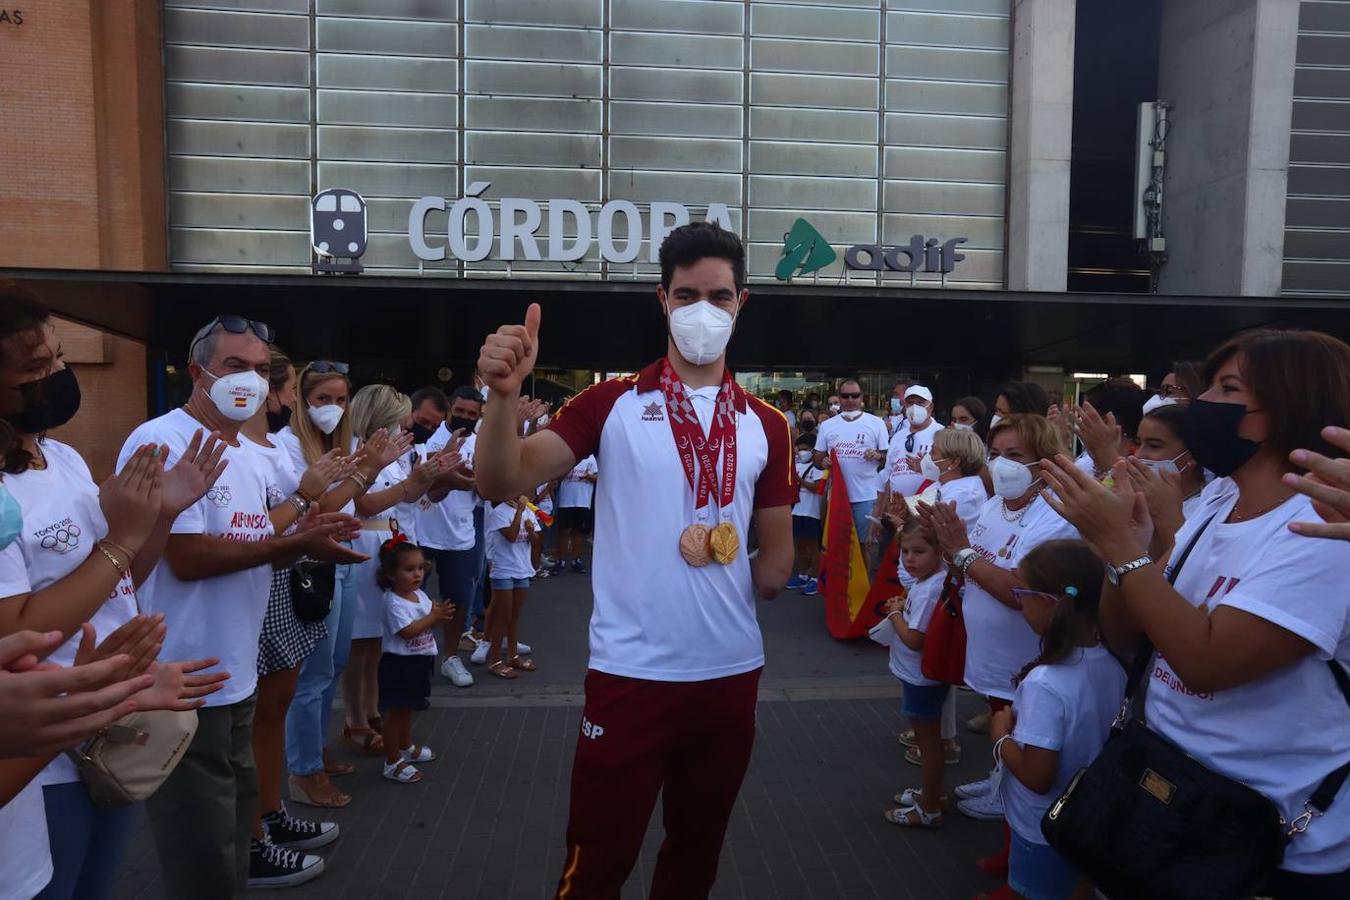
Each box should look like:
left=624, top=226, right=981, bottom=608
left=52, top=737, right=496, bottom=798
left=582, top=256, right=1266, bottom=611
left=0, top=1, right=165, bottom=474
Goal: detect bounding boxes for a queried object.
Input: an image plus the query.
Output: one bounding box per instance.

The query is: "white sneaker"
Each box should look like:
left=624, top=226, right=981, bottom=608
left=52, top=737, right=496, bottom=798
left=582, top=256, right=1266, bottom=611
left=470, top=640, right=489, bottom=665
left=440, top=656, right=474, bottom=687
left=953, top=776, right=993, bottom=800
left=957, top=790, right=1005, bottom=821
left=503, top=639, right=532, bottom=656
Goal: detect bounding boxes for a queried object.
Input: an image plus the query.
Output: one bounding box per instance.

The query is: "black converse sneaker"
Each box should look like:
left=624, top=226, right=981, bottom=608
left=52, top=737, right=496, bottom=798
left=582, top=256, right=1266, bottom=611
left=248, top=837, right=324, bottom=889
left=262, top=804, right=340, bottom=850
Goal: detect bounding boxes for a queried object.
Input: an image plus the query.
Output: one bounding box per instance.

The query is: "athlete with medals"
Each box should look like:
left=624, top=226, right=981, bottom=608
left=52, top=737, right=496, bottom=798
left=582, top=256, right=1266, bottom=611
left=474, top=223, right=796, bottom=899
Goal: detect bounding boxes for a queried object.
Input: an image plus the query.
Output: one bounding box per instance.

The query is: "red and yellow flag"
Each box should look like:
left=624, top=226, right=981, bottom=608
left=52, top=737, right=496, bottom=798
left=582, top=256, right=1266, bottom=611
left=819, top=450, right=888, bottom=639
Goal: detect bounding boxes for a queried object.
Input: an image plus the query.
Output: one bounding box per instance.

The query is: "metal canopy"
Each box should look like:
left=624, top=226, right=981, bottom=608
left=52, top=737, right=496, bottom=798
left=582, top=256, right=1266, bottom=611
left=5, top=268, right=1349, bottom=376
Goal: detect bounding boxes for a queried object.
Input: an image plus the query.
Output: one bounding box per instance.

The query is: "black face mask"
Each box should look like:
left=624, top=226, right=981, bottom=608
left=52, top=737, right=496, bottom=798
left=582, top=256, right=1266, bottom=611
left=1181, top=399, right=1262, bottom=477
left=5, top=368, right=81, bottom=434
left=448, top=416, right=477, bottom=435
left=266, top=405, right=292, bottom=434
left=409, top=421, right=437, bottom=445
left=799, top=418, right=817, bottom=432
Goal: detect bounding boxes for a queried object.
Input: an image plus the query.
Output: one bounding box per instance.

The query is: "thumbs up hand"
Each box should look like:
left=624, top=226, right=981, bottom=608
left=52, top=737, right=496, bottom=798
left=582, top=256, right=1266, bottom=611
left=478, top=302, right=541, bottom=398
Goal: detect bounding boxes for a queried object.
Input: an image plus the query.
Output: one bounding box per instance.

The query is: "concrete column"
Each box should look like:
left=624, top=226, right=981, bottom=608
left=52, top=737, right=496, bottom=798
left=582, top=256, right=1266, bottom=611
left=1006, top=0, right=1076, bottom=293
left=1156, top=0, right=1299, bottom=296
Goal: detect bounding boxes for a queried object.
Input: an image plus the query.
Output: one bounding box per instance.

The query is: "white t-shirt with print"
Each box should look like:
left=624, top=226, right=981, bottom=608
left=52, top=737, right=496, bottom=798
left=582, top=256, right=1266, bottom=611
left=793, top=459, right=824, bottom=519
left=485, top=502, right=538, bottom=580
left=813, top=412, right=888, bottom=503
left=369, top=455, right=420, bottom=544
left=999, top=646, right=1126, bottom=844
left=544, top=362, right=797, bottom=681
left=382, top=588, right=437, bottom=656
left=118, top=410, right=275, bottom=707
left=557, top=456, right=598, bottom=509
left=419, top=426, right=477, bottom=551
left=0, top=440, right=139, bottom=786
left=963, top=494, right=1079, bottom=700
left=935, top=475, right=989, bottom=529
left=869, top=570, right=945, bottom=687
left=880, top=419, right=945, bottom=499
left=246, top=434, right=301, bottom=530
left=1147, top=490, right=1350, bottom=873
left=0, top=780, right=52, bottom=900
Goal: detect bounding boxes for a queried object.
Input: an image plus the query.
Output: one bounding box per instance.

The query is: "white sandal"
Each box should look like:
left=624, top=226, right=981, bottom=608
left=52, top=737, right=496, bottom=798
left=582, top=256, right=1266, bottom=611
left=382, top=759, right=422, bottom=784
left=402, top=744, right=435, bottom=763
left=892, top=787, right=950, bottom=808
left=883, top=805, right=943, bottom=828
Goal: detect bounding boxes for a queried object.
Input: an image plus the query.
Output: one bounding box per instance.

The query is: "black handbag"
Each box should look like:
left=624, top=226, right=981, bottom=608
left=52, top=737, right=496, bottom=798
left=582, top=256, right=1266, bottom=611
left=1040, top=517, right=1350, bottom=900
left=290, top=557, right=336, bottom=623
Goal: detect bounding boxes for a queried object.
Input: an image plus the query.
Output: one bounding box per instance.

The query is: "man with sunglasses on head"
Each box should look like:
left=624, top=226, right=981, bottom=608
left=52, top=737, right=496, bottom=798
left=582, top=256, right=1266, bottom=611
left=117, top=315, right=366, bottom=898
left=813, top=378, right=889, bottom=549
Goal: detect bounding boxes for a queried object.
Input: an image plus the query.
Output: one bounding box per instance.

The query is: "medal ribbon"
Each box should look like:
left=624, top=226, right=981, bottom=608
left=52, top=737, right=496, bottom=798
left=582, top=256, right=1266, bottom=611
left=660, top=359, right=737, bottom=523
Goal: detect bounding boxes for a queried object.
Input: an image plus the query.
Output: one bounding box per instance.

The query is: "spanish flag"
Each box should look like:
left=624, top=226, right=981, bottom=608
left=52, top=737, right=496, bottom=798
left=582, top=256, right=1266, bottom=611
left=525, top=500, right=554, bottom=528
left=819, top=450, right=884, bottom=639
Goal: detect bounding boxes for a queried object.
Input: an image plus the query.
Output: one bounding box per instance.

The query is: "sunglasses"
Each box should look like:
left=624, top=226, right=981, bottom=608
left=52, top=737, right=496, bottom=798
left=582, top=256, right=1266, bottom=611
left=190, top=315, right=275, bottom=356
left=1010, top=587, right=1070, bottom=609
left=839, top=392, right=862, bottom=399
left=308, top=360, right=350, bottom=375
left=905, top=433, right=916, bottom=453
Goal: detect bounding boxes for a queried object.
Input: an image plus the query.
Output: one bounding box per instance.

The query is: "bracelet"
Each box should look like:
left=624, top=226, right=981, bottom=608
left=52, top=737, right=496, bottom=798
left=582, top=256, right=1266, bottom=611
left=296, top=487, right=319, bottom=504
left=101, top=538, right=135, bottom=563
left=349, top=471, right=370, bottom=490
left=96, top=542, right=131, bottom=578
left=993, top=733, right=1013, bottom=766
left=287, top=494, right=310, bottom=516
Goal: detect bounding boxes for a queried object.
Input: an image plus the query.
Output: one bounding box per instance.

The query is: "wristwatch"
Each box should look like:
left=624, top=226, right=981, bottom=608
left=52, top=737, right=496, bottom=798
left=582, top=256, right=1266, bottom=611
left=1106, top=555, right=1153, bottom=586
left=952, top=547, right=979, bottom=573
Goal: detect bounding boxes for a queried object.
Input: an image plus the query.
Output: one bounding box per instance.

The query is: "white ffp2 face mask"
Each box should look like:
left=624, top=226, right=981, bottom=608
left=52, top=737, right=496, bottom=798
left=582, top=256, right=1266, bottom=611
left=1136, top=450, right=1189, bottom=476
left=952, top=422, right=975, bottom=432
left=307, top=403, right=345, bottom=435
left=667, top=299, right=735, bottom=366
left=990, top=455, right=1037, bottom=500
left=906, top=404, right=929, bottom=425
left=204, top=369, right=268, bottom=422
left=920, top=453, right=943, bottom=482
left=988, top=413, right=1003, bottom=430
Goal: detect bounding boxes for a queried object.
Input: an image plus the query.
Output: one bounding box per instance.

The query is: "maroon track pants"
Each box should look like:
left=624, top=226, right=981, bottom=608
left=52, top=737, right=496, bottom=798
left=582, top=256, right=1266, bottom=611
left=554, top=667, right=762, bottom=900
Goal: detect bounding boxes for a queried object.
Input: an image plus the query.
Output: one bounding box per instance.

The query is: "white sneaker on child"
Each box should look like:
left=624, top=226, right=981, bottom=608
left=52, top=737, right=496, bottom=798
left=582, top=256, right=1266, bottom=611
left=954, top=776, right=993, bottom=800
left=441, top=656, right=474, bottom=687
left=957, top=790, right=1005, bottom=821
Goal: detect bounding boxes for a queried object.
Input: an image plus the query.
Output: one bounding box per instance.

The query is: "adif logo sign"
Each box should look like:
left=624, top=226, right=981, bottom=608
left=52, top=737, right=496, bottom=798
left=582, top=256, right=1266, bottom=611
left=408, top=183, right=734, bottom=264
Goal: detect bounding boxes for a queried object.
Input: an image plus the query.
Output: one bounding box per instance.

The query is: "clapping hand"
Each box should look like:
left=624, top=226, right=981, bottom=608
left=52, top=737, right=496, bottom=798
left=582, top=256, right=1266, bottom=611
left=1285, top=426, right=1350, bottom=541
left=101, top=444, right=165, bottom=555
left=0, top=630, right=154, bottom=758
left=1069, top=402, right=1122, bottom=471
left=73, top=615, right=166, bottom=682
left=134, top=658, right=229, bottom=712
left=433, top=601, right=456, bottom=623
left=925, top=500, right=970, bottom=556
left=298, top=447, right=352, bottom=501
left=1125, top=457, right=1185, bottom=547
left=161, top=430, right=228, bottom=517
left=293, top=510, right=368, bottom=564
left=1039, top=456, right=1152, bottom=565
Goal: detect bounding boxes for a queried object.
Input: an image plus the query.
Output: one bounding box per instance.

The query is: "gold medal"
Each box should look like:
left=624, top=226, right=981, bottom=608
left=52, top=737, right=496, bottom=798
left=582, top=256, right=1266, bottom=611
left=679, top=523, right=712, bottom=567
left=709, top=522, right=740, bottom=565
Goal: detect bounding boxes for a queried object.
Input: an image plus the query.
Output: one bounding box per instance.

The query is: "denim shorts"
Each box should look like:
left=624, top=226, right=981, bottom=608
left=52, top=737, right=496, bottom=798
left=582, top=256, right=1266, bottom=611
left=1008, top=827, right=1081, bottom=900
left=900, top=680, right=950, bottom=720
left=490, top=577, right=531, bottom=590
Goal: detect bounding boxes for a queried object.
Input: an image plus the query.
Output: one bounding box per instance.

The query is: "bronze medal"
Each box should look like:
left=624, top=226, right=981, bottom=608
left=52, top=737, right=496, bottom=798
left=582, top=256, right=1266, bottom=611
left=679, top=523, right=712, bottom=567
left=709, top=522, right=740, bottom=565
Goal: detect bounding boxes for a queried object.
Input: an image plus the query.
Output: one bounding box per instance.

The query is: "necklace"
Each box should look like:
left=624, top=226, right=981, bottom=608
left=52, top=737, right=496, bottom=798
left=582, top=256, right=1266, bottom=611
left=1228, top=491, right=1293, bottom=523
left=1000, top=491, right=1040, bottom=524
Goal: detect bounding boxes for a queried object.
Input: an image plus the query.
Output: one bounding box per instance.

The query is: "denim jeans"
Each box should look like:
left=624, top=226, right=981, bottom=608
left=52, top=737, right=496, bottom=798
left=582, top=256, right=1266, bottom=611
left=285, top=558, right=356, bottom=776
left=470, top=505, right=487, bottom=627
left=37, top=782, right=136, bottom=900
left=850, top=499, right=875, bottom=545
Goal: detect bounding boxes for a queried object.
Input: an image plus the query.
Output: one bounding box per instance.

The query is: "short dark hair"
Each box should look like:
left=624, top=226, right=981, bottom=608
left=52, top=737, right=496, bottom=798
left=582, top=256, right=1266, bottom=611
left=450, top=385, right=484, bottom=405
left=1084, top=377, right=1147, bottom=441
left=411, top=386, right=449, bottom=413
left=1143, top=401, right=1187, bottom=438
left=953, top=395, right=987, bottom=422
left=377, top=540, right=425, bottom=591
left=998, top=381, right=1051, bottom=416
left=838, top=378, right=861, bottom=393
left=1203, top=329, right=1350, bottom=467
left=658, top=222, right=746, bottom=294
left=794, top=432, right=815, bottom=449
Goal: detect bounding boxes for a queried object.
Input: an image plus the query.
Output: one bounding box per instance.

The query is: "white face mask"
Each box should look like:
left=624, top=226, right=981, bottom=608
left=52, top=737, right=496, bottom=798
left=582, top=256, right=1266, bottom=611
left=796, top=450, right=813, bottom=464
left=1136, top=450, right=1188, bottom=476
left=920, top=453, right=943, bottom=482
left=307, top=403, right=345, bottom=435
left=828, top=403, right=841, bottom=414
left=988, top=413, right=1003, bottom=430
left=1142, top=394, right=1178, bottom=415
left=952, top=422, right=975, bottom=432
left=667, top=299, right=735, bottom=366
left=990, top=455, right=1037, bottom=499
left=890, top=397, right=902, bottom=415
left=906, top=404, right=929, bottom=425
left=203, top=369, right=268, bottom=422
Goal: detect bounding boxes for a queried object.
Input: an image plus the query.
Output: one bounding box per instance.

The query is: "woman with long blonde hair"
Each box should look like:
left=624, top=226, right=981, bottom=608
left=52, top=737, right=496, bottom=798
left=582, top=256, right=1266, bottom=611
left=277, top=362, right=411, bottom=808
left=343, top=384, right=451, bottom=757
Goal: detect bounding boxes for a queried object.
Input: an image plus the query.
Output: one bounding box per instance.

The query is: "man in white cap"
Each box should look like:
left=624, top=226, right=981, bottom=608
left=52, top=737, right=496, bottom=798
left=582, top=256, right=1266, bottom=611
left=873, top=385, right=944, bottom=537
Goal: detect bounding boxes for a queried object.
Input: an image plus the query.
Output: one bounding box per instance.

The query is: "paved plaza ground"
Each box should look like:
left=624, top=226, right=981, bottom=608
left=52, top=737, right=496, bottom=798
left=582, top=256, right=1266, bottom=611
left=113, top=563, right=1003, bottom=899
